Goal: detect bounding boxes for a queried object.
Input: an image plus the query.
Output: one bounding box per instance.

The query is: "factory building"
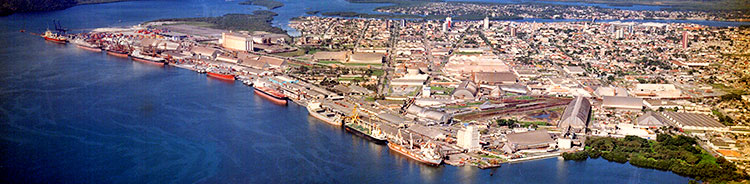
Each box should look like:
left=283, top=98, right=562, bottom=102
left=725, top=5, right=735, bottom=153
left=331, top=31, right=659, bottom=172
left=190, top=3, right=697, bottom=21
left=558, top=96, right=591, bottom=133
left=221, top=32, right=253, bottom=52
left=457, top=125, right=481, bottom=152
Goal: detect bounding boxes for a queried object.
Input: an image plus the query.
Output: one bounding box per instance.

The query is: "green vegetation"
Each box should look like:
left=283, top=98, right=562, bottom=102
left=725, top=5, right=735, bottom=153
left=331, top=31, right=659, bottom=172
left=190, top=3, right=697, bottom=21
left=305, top=10, right=320, bottom=15
left=563, top=135, right=749, bottom=183
left=496, top=119, right=519, bottom=127
left=273, top=49, right=306, bottom=57
left=521, top=121, right=548, bottom=127
left=370, top=69, right=384, bottom=77
left=712, top=110, right=736, bottom=126
left=239, top=0, right=284, bottom=9
left=152, top=10, right=286, bottom=34
left=318, top=60, right=343, bottom=64
left=496, top=119, right=548, bottom=127
left=515, top=96, right=535, bottom=100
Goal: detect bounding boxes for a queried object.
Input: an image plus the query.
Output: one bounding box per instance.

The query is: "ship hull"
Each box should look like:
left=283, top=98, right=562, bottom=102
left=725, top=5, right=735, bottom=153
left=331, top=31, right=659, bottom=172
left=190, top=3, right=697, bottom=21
left=207, top=72, right=235, bottom=81
left=44, top=37, right=67, bottom=44
left=106, top=50, right=129, bottom=58
left=76, top=45, right=101, bottom=52
left=132, top=57, right=165, bottom=66
left=254, top=88, right=287, bottom=105
left=388, top=142, right=442, bottom=166
left=308, top=109, right=342, bottom=126
left=345, top=125, right=387, bottom=144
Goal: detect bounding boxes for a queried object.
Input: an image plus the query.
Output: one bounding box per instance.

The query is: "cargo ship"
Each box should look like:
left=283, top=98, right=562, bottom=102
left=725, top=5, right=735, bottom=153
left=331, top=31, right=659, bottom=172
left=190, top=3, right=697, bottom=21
left=344, top=119, right=387, bottom=144
left=307, top=101, right=342, bottom=126
left=71, top=38, right=101, bottom=52
left=388, top=131, right=443, bottom=166
left=41, top=30, right=67, bottom=44
left=105, top=44, right=130, bottom=58
left=130, top=50, right=165, bottom=66
left=253, top=82, right=287, bottom=105
left=206, top=70, right=235, bottom=81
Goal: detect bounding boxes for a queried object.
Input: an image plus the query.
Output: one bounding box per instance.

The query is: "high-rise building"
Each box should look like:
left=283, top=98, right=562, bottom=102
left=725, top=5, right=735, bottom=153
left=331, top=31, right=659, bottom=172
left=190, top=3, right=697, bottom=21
left=629, top=25, right=634, bottom=34
left=446, top=17, right=452, bottom=29
left=483, top=16, right=489, bottom=30
left=510, top=27, right=516, bottom=37
left=457, top=125, right=481, bottom=152
left=442, top=21, right=448, bottom=32
left=682, top=31, right=688, bottom=49
left=401, top=19, right=406, bottom=27
left=615, top=29, right=624, bottom=39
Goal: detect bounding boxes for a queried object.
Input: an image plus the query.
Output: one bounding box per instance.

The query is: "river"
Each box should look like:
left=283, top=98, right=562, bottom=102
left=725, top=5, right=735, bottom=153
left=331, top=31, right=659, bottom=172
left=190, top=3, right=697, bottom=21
left=0, top=0, right=698, bottom=183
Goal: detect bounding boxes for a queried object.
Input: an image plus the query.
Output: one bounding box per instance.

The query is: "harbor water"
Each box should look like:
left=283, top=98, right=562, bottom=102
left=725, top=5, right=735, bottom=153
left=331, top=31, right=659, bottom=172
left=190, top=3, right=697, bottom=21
left=0, top=0, right=702, bottom=183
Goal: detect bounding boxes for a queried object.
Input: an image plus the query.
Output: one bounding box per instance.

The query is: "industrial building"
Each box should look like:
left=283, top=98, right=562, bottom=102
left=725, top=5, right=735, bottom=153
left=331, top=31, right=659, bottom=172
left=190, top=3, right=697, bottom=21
left=457, top=125, right=481, bottom=152
left=348, top=52, right=384, bottom=64
left=503, top=130, right=554, bottom=153
left=472, top=72, right=518, bottom=85
left=661, top=111, right=728, bottom=132
left=636, top=111, right=668, bottom=128
left=221, top=32, right=253, bottom=52
left=558, top=96, right=591, bottom=133
left=632, top=84, right=682, bottom=99
left=452, top=81, right=479, bottom=100
left=601, top=96, right=643, bottom=111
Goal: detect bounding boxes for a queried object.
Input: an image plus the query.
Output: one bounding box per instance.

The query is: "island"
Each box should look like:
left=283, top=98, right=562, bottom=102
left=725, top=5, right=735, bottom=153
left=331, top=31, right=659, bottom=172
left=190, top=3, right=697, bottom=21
left=239, top=0, right=284, bottom=10
left=150, top=10, right=286, bottom=34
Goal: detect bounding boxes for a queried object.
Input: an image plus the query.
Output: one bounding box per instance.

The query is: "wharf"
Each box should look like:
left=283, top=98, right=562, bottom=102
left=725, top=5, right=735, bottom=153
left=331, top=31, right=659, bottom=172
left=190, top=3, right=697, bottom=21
left=505, top=152, right=561, bottom=164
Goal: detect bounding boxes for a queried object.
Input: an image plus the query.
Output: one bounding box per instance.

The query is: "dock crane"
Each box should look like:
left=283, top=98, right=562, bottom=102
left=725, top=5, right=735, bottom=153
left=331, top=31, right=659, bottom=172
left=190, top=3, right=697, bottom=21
left=53, top=20, right=68, bottom=35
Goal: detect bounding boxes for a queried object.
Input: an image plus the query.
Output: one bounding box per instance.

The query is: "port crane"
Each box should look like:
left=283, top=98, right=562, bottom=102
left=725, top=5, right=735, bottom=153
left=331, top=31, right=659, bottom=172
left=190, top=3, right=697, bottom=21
left=53, top=20, right=68, bottom=35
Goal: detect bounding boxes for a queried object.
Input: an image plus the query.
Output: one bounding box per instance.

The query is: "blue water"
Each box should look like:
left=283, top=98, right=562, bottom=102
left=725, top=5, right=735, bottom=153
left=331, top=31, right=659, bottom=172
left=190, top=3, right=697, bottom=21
left=0, top=0, right=697, bottom=183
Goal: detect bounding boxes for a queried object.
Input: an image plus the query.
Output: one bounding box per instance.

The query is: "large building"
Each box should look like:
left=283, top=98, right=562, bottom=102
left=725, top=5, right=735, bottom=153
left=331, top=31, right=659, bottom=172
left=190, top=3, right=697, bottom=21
left=472, top=72, right=518, bottom=85
left=636, top=111, right=668, bottom=128
left=632, top=84, right=682, bottom=99
left=443, top=55, right=510, bottom=75
left=558, top=96, right=591, bottom=133
left=602, top=96, right=643, bottom=111
left=661, top=111, right=728, bottom=132
left=457, top=125, right=480, bottom=152
left=503, top=130, right=554, bottom=153
left=348, top=52, right=384, bottom=64
left=452, top=81, right=479, bottom=100
left=221, top=32, right=253, bottom=52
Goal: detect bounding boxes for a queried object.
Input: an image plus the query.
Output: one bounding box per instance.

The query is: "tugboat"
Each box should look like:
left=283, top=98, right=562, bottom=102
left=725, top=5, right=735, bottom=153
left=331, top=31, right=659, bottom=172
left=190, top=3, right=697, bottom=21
left=388, top=130, right=443, bottom=166
left=41, top=29, right=67, bottom=44
left=307, top=101, right=342, bottom=126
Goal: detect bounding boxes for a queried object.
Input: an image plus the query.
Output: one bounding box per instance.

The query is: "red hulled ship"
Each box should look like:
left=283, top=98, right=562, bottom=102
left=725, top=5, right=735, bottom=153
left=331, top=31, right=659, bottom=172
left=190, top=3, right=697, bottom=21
left=42, top=30, right=67, bottom=44
left=254, top=85, right=287, bottom=105
left=207, top=72, right=235, bottom=81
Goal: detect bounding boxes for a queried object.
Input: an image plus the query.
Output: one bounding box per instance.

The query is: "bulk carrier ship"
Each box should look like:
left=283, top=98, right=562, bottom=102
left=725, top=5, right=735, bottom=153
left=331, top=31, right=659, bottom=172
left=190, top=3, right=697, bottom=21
left=71, top=38, right=101, bottom=52
left=130, top=50, right=165, bottom=66
left=253, top=81, right=288, bottom=105
left=343, top=107, right=387, bottom=144
left=307, top=101, right=342, bottom=126
left=388, top=130, right=443, bottom=166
